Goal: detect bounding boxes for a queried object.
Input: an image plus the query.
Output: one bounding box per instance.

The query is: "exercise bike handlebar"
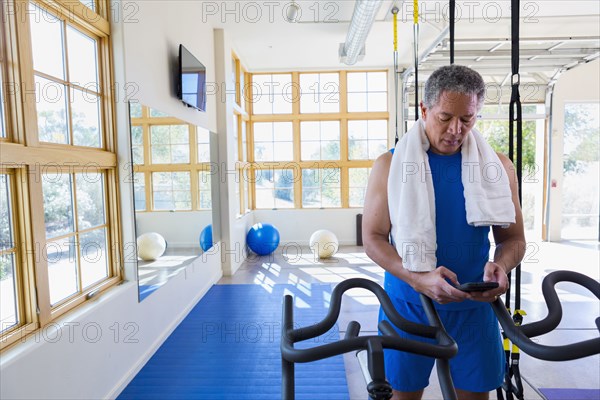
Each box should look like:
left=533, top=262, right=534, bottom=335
left=492, top=270, right=600, bottom=361
left=281, top=277, right=457, bottom=363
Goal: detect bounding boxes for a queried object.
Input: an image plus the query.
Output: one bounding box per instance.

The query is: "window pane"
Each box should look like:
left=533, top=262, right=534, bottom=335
left=368, top=92, right=387, bottom=112
left=0, top=67, right=6, bottom=138
left=349, top=168, right=370, bottom=207
left=347, top=93, right=367, bottom=113
left=255, top=169, right=294, bottom=209
left=152, top=172, right=191, bottom=210
left=47, top=236, right=78, bottom=305
left=66, top=26, right=98, bottom=91
left=29, top=3, right=65, bottom=79
left=197, top=127, right=210, bottom=162
left=198, top=172, right=212, bottom=210
left=129, top=102, right=142, bottom=118
left=133, top=172, right=146, bottom=211
left=0, top=253, right=18, bottom=332
left=252, top=74, right=292, bottom=114
left=0, top=174, right=13, bottom=251
left=80, top=228, right=108, bottom=288
left=42, top=173, right=74, bottom=238
left=347, top=72, right=367, bottom=92
left=150, top=108, right=169, bottom=117
left=300, top=121, right=340, bottom=161
left=72, top=89, right=101, bottom=147
left=253, top=122, right=293, bottom=162
left=347, top=72, right=387, bottom=112
left=367, top=72, right=387, bottom=92
left=131, top=126, right=144, bottom=164
left=348, top=120, right=388, bottom=160
left=76, top=172, right=105, bottom=229
left=562, top=103, right=600, bottom=239
left=300, top=73, right=339, bottom=113
left=302, top=168, right=341, bottom=208
left=150, top=125, right=190, bottom=164
left=36, top=76, right=69, bottom=144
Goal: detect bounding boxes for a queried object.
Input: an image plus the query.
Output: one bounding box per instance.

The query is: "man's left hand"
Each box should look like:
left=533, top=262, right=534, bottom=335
left=469, top=261, right=509, bottom=303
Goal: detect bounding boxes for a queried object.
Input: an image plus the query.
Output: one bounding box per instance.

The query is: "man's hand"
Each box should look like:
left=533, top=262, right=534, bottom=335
left=469, top=261, right=509, bottom=303
left=410, top=267, right=471, bottom=304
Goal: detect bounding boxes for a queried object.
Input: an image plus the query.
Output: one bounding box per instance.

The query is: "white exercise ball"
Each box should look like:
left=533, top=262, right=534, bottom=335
left=309, top=230, right=339, bottom=259
left=137, top=232, right=167, bottom=261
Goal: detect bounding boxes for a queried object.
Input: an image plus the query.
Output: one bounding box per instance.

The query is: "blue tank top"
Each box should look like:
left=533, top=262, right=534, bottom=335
left=386, top=149, right=491, bottom=310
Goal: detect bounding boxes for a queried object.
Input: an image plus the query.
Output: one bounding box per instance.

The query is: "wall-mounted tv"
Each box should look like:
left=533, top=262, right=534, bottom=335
left=178, top=44, right=206, bottom=112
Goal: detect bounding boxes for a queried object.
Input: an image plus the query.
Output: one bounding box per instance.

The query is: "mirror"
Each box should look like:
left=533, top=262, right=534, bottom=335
left=128, top=102, right=216, bottom=301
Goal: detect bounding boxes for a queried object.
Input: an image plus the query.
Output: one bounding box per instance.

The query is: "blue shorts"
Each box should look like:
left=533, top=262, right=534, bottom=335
left=379, top=297, right=504, bottom=393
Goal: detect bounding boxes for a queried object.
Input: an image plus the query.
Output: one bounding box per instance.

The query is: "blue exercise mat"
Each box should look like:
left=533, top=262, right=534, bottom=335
left=539, top=388, right=600, bottom=400
left=118, top=284, right=349, bottom=399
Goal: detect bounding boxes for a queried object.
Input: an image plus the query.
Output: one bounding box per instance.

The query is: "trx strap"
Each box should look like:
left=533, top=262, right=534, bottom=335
left=449, top=0, right=455, bottom=64
left=498, top=1, right=526, bottom=399
left=413, top=0, right=419, bottom=120
left=393, top=6, right=399, bottom=144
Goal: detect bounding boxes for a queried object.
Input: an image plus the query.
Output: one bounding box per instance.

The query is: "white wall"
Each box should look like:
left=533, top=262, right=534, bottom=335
left=547, top=59, right=600, bottom=241
left=0, top=2, right=224, bottom=399
left=136, top=211, right=213, bottom=247
left=254, top=209, right=362, bottom=246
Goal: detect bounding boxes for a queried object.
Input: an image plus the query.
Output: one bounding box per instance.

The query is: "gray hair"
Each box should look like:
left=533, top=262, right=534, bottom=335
left=422, top=65, right=485, bottom=110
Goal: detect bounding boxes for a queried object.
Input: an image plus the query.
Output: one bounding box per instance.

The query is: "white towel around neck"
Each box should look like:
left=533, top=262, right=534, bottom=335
left=387, top=119, right=516, bottom=272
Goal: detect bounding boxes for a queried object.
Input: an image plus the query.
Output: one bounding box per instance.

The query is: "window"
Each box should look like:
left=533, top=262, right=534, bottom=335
left=302, top=168, right=341, bottom=208
left=348, top=120, right=388, bottom=160
left=347, top=71, right=387, bottom=112
left=0, top=0, right=120, bottom=349
left=251, top=74, right=293, bottom=114
left=130, top=105, right=212, bottom=212
left=300, top=73, right=340, bottom=114
left=255, top=168, right=295, bottom=209
left=562, top=103, right=599, bottom=240
left=348, top=168, right=371, bottom=208
left=300, top=121, right=340, bottom=161
left=253, top=122, right=294, bottom=162
left=42, top=171, right=109, bottom=305
left=249, top=70, right=389, bottom=209
left=0, top=43, right=6, bottom=139
left=0, top=173, right=18, bottom=332
left=150, top=125, right=190, bottom=164
left=152, top=172, right=191, bottom=211
left=30, top=4, right=102, bottom=148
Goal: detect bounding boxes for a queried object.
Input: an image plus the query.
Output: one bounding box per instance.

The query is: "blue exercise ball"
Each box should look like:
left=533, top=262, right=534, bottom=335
left=247, top=223, right=280, bottom=256
left=199, top=224, right=213, bottom=251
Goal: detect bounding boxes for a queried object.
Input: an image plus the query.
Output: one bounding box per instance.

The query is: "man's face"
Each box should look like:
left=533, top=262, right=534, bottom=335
left=421, top=91, right=479, bottom=155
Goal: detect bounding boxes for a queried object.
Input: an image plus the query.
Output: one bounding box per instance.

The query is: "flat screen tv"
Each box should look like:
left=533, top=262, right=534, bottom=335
left=178, top=44, right=206, bottom=112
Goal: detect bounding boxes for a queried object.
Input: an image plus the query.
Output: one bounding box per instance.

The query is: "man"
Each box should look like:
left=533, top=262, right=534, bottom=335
left=362, top=65, right=526, bottom=400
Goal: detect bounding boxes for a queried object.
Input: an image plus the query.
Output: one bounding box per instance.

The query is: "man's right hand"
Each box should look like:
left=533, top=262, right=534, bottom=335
left=409, top=266, right=471, bottom=304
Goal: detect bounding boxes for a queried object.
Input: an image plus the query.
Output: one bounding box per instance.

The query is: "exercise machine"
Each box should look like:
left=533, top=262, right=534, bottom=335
left=280, top=271, right=600, bottom=400
left=281, top=278, right=459, bottom=400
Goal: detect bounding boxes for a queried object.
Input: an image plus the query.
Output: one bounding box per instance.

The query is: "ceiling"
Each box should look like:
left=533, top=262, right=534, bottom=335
left=203, top=0, right=600, bottom=74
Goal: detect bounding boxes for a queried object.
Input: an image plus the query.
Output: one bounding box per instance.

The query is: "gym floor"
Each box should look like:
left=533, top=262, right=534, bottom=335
left=218, top=239, right=600, bottom=400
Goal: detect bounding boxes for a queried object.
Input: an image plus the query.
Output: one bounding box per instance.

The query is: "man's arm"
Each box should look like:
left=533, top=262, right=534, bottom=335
left=362, top=152, right=408, bottom=279
left=362, top=152, right=470, bottom=304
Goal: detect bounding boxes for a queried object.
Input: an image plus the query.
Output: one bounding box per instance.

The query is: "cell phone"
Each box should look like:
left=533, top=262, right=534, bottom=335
left=456, top=282, right=499, bottom=292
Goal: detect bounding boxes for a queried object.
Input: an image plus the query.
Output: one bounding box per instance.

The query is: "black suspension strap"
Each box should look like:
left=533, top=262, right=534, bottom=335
left=449, top=0, right=455, bottom=64
left=413, top=0, right=419, bottom=120
left=498, top=1, right=525, bottom=399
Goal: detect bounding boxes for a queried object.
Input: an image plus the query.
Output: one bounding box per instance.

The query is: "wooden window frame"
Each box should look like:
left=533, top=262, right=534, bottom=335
left=130, top=105, right=212, bottom=212
left=248, top=70, right=389, bottom=210
left=0, top=0, right=122, bottom=351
